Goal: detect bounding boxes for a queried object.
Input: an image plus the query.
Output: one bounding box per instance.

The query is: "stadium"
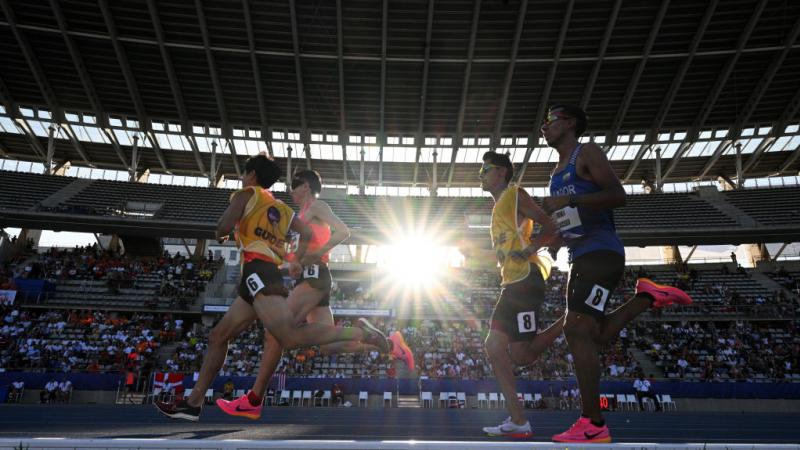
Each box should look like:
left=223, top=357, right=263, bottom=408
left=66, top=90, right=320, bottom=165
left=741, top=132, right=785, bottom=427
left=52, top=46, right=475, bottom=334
left=0, top=0, right=799, bottom=448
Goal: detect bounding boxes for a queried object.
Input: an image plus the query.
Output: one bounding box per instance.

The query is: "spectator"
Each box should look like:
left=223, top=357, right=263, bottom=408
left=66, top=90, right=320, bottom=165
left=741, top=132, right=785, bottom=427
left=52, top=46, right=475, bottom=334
left=332, top=383, right=344, bottom=406
left=222, top=378, right=235, bottom=401
left=9, top=380, right=24, bottom=403
left=633, top=373, right=661, bottom=412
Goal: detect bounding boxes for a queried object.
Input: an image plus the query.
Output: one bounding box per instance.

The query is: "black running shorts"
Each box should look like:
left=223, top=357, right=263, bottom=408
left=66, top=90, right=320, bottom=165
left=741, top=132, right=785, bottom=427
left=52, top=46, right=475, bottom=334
left=566, top=250, right=625, bottom=319
left=295, top=262, right=333, bottom=307
left=239, top=259, right=288, bottom=304
left=490, top=265, right=545, bottom=342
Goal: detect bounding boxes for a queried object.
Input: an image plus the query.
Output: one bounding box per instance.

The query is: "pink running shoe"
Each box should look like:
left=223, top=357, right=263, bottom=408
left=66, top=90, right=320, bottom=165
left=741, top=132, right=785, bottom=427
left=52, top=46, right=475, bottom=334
left=636, top=278, right=693, bottom=308
left=552, top=417, right=611, bottom=443
left=389, top=331, right=415, bottom=371
left=216, top=392, right=262, bottom=420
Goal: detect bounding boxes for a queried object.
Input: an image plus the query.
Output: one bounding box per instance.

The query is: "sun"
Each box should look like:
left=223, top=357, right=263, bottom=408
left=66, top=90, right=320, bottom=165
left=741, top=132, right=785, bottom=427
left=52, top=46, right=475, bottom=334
left=377, top=234, right=462, bottom=288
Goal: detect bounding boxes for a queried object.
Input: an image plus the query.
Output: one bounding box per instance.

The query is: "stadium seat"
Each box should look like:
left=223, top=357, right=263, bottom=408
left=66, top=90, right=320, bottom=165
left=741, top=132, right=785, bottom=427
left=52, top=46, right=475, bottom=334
left=383, top=391, right=392, bottom=407
left=477, top=392, right=488, bottom=408
left=420, top=391, right=433, bottom=408
left=358, top=391, right=368, bottom=407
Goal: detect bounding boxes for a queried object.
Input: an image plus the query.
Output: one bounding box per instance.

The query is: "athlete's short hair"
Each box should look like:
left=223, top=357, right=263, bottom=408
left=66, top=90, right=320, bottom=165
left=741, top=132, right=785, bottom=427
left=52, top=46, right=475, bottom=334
left=244, top=154, right=282, bottom=189
left=482, top=151, right=514, bottom=183
left=294, top=170, right=322, bottom=195
left=548, top=104, right=588, bottom=137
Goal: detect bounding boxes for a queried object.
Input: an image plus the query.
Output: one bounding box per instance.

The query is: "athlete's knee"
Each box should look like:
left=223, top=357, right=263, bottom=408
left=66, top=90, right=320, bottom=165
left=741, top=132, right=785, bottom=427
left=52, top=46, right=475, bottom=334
left=208, top=326, right=233, bottom=349
left=563, top=314, right=598, bottom=341
left=484, top=334, right=507, bottom=362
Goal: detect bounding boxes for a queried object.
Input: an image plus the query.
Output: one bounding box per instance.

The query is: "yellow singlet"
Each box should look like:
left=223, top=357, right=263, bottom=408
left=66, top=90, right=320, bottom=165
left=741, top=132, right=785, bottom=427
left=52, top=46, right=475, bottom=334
left=490, top=184, right=552, bottom=286
left=232, top=186, right=295, bottom=265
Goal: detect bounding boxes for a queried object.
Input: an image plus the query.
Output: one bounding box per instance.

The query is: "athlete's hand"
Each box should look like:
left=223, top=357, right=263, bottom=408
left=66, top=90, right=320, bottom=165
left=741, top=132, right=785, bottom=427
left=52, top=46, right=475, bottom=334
left=300, top=250, right=324, bottom=266
left=288, top=262, right=303, bottom=279
left=216, top=234, right=229, bottom=244
left=543, top=195, right=569, bottom=213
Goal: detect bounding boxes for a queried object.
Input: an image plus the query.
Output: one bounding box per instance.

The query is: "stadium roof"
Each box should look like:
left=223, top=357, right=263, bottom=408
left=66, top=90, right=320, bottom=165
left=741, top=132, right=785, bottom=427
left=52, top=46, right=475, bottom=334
left=0, top=0, right=799, bottom=189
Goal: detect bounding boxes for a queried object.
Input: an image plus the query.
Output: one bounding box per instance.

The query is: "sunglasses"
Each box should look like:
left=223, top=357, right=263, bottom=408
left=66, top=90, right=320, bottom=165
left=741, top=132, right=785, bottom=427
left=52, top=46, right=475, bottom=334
left=543, top=112, right=572, bottom=126
left=479, top=163, right=502, bottom=177
left=290, top=179, right=306, bottom=190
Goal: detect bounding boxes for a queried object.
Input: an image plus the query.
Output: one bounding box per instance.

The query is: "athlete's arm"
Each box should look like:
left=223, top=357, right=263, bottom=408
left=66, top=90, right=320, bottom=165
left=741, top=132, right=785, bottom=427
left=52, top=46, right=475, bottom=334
left=216, top=190, right=253, bottom=241
left=288, top=215, right=313, bottom=277
left=511, top=189, right=558, bottom=259
left=302, top=200, right=350, bottom=264
left=543, top=142, right=626, bottom=211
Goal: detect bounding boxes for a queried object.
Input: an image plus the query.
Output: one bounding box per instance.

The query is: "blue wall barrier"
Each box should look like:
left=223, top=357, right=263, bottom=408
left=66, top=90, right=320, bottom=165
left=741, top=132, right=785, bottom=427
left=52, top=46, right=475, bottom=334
left=2, top=372, right=798, bottom=399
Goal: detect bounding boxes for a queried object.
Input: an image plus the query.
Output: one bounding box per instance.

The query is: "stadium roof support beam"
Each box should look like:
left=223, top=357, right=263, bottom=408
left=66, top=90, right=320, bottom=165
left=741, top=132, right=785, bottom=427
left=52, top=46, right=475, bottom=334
left=446, top=0, right=481, bottom=188
left=336, top=0, right=349, bottom=187
left=662, top=0, right=767, bottom=182
left=412, top=0, right=435, bottom=189
left=378, top=0, right=388, bottom=186
left=702, top=15, right=800, bottom=178
left=242, top=0, right=272, bottom=158
left=580, top=0, right=621, bottom=110
left=623, top=0, right=717, bottom=182
left=0, top=78, right=45, bottom=161
left=490, top=0, right=528, bottom=152
left=517, top=0, right=575, bottom=183
left=196, top=0, right=241, bottom=179
left=147, top=0, right=203, bottom=176
left=606, top=0, right=670, bottom=147
left=102, top=0, right=193, bottom=174
left=0, top=138, right=10, bottom=158
left=288, top=0, right=312, bottom=170
left=2, top=0, right=95, bottom=167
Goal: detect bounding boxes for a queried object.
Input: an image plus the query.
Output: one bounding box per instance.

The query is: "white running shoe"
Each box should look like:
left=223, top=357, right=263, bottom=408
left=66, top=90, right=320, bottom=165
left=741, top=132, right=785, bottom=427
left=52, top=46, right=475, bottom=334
left=482, top=416, right=533, bottom=438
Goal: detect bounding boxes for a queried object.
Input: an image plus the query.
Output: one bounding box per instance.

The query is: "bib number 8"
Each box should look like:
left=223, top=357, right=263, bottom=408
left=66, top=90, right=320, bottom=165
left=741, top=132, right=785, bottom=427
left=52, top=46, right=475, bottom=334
left=516, top=311, right=536, bottom=333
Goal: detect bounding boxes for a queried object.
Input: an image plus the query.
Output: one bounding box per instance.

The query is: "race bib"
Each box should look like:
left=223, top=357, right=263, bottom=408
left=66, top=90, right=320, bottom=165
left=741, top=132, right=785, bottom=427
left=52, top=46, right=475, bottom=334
left=245, top=273, right=265, bottom=296
left=553, top=206, right=584, bottom=239
left=584, top=284, right=609, bottom=312
left=516, top=311, right=537, bottom=333
left=286, top=232, right=300, bottom=254
left=303, top=264, right=320, bottom=279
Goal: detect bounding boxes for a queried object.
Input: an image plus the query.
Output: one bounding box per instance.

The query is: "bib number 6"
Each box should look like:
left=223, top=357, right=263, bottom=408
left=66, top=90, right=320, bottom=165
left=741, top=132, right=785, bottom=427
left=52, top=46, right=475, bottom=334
left=304, top=264, right=319, bottom=279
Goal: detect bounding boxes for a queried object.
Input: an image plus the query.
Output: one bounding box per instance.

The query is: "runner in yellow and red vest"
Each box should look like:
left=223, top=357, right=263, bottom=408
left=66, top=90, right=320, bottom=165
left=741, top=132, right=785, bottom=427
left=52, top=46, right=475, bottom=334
left=155, top=155, right=390, bottom=422
left=478, top=151, right=567, bottom=439
left=217, top=170, right=413, bottom=420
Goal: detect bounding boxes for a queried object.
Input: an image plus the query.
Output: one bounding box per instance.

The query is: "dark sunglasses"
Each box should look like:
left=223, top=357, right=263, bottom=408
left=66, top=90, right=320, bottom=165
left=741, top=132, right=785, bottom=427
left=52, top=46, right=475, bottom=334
left=543, top=112, right=572, bottom=126
left=290, top=179, right=306, bottom=190
left=479, top=163, right=502, bottom=177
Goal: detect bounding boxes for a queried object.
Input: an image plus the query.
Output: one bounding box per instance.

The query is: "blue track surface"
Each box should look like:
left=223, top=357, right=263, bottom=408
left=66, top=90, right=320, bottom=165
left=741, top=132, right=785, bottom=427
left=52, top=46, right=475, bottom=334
left=0, top=405, right=798, bottom=444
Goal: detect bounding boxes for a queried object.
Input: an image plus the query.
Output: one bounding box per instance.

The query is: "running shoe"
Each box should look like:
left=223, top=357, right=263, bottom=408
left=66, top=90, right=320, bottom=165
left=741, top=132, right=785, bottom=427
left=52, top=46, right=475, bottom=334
left=154, top=398, right=201, bottom=421
left=356, top=318, right=390, bottom=353
left=389, top=331, right=415, bottom=371
left=216, top=392, right=262, bottom=420
left=636, top=278, right=693, bottom=308
left=482, top=416, right=533, bottom=439
left=552, top=417, right=611, bottom=443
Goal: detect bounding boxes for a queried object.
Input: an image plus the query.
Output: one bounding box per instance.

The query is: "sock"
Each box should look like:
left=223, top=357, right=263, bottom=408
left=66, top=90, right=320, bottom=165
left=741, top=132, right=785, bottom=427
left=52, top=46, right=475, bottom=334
left=247, top=390, right=262, bottom=406
left=590, top=418, right=605, bottom=427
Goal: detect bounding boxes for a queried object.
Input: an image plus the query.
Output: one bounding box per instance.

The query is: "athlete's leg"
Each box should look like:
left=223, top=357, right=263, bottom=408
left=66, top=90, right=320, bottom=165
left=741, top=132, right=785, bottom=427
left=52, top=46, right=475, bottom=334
left=508, top=315, right=565, bottom=366
left=596, top=294, right=651, bottom=344
left=186, top=297, right=256, bottom=408
left=563, top=310, right=603, bottom=422
left=250, top=283, right=328, bottom=399
left=485, top=329, right=527, bottom=426
left=251, top=292, right=372, bottom=351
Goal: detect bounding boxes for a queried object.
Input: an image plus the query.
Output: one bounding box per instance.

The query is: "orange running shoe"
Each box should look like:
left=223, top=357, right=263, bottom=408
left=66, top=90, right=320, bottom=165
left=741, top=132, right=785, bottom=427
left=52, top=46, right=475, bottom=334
left=216, top=392, right=262, bottom=420
left=389, top=331, right=415, bottom=371
left=636, top=278, right=693, bottom=308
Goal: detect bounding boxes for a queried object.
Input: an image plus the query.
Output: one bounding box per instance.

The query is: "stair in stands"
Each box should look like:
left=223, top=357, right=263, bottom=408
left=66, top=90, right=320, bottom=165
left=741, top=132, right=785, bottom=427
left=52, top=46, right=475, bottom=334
left=693, top=186, right=757, bottom=227
left=396, top=395, right=421, bottom=408
left=629, top=347, right=664, bottom=379
left=38, top=178, right=94, bottom=209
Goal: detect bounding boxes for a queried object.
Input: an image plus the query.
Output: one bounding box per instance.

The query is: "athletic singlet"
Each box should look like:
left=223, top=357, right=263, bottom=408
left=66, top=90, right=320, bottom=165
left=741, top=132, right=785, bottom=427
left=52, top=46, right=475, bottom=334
left=490, top=184, right=552, bottom=286
left=285, top=199, right=332, bottom=264
left=232, top=186, right=295, bottom=265
left=548, top=144, right=624, bottom=260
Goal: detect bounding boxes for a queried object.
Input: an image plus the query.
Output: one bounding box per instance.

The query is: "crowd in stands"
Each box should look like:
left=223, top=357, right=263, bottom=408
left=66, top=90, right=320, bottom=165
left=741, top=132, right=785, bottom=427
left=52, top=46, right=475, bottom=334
left=632, top=319, right=800, bottom=382
left=0, top=305, right=181, bottom=384
left=12, top=245, right=220, bottom=310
